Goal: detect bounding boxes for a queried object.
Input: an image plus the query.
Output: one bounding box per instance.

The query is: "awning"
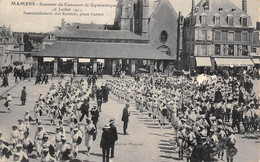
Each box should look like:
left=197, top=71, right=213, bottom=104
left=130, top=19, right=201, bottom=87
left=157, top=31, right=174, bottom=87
left=252, top=58, right=260, bottom=64
left=214, top=58, right=254, bottom=67
left=33, top=41, right=174, bottom=60
left=195, top=57, right=212, bottom=67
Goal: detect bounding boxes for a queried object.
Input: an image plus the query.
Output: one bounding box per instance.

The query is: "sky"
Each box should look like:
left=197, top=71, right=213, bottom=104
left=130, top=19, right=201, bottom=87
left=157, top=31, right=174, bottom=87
left=0, top=0, right=260, bottom=32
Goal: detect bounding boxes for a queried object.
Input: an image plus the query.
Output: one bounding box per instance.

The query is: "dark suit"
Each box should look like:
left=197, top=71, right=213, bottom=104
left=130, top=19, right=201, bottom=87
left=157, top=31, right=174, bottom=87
left=109, top=123, right=118, bottom=157
left=100, top=129, right=112, bottom=162
left=79, top=102, right=89, bottom=122
left=121, top=107, right=129, bottom=134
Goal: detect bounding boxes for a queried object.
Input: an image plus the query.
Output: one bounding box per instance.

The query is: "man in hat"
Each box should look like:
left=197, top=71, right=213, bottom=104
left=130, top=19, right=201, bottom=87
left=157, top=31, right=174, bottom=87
left=4, top=93, right=12, bottom=112
left=100, top=124, right=112, bottom=162
left=79, top=99, right=89, bottom=122
left=53, top=127, right=63, bottom=156
left=90, top=105, right=99, bottom=129
left=13, top=144, right=28, bottom=162
left=11, top=125, right=20, bottom=149
left=42, top=135, right=55, bottom=158
left=18, top=119, right=27, bottom=141
left=226, top=128, right=237, bottom=162
left=58, top=137, right=70, bottom=161
left=41, top=148, right=56, bottom=162
left=24, top=111, right=33, bottom=132
left=21, top=86, right=27, bottom=105
left=70, top=127, right=82, bottom=158
left=85, top=118, right=96, bottom=156
left=109, top=118, right=118, bottom=158
left=121, top=103, right=130, bottom=135
left=232, top=105, right=241, bottom=133
left=34, top=125, right=46, bottom=159
left=22, top=132, right=33, bottom=155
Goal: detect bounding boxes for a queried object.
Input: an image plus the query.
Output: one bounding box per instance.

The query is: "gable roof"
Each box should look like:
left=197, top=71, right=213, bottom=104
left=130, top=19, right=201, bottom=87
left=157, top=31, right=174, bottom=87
left=189, top=0, right=253, bottom=27
left=33, top=41, right=174, bottom=60
left=150, top=0, right=178, bottom=18
left=55, top=29, right=148, bottom=41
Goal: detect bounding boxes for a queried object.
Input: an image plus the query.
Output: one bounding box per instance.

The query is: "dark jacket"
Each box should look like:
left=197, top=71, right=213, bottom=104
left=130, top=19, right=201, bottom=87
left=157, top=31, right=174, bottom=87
left=109, top=124, right=118, bottom=143
left=121, top=107, right=129, bottom=122
left=100, top=129, right=112, bottom=149
left=80, top=102, right=89, bottom=115
left=21, top=89, right=27, bottom=101
left=91, top=108, right=99, bottom=121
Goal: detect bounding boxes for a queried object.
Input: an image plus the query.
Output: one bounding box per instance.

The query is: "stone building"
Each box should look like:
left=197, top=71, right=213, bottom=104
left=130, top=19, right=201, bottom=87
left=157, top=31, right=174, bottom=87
left=0, top=25, right=25, bottom=67
left=182, top=0, right=254, bottom=72
left=114, top=0, right=180, bottom=71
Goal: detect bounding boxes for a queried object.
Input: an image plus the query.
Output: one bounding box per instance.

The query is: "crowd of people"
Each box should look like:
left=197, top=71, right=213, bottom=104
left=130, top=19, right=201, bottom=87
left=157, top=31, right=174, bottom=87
left=0, top=68, right=260, bottom=161
left=107, top=72, right=260, bottom=162
left=0, top=75, right=119, bottom=162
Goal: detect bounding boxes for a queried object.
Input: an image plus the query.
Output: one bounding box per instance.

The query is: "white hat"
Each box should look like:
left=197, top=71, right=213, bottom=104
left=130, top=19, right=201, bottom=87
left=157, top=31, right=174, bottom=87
left=104, top=124, right=110, bottom=129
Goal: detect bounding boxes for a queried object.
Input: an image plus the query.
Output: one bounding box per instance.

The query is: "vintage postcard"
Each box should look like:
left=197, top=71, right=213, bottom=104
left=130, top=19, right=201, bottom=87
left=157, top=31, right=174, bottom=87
left=0, top=0, right=260, bottom=162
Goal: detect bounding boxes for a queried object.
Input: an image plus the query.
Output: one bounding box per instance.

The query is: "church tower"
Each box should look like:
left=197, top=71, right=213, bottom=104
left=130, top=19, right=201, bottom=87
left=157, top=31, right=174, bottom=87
left=119, top=0, right=136, bottom=31
left=141, top=0, right=149, bottom=38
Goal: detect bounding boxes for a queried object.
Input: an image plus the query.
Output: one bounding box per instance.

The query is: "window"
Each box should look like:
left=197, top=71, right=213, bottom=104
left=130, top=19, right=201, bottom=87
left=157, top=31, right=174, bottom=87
left=201, top=45, right=207, bottom=55
left=222, top=31, right=228, bottom=41
left=0, top=38, right=3, bottom=43
left=253, top=48, right=257, bottom=53
left=202, top=30, right=207, bottom=40
left=242, top=32, right=248, bottom=41
left=242, top=17, right=247, bottom=26
left=200, top=16, right=207, bottom=25
left=215, top=31, right=221, bottom=40
left=228, top=45, right=234, bottom=55
left=215, top=45, right=220, bottom=55
left=228, top=32, right=234, bottom=41
left=215, top=16, right=220, bottom=26
left=235, top=32, right=241, bottom=41
left=228, top=16, right=234, bottom=26
left=160, top=30, right=168, bottom=43
left=242, top=45, right=248, bottom=56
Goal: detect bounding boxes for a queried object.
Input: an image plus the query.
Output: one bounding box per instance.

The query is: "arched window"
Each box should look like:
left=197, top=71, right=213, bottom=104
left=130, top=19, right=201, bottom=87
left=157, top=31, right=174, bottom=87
left=160, top=30, right=168, bottom=44
left=214, top=14, right=221, bottom=26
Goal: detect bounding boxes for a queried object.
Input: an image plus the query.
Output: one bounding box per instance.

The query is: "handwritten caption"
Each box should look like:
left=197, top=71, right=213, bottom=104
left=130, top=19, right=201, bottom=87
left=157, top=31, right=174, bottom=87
left=11, top=1, right=116, bottom=17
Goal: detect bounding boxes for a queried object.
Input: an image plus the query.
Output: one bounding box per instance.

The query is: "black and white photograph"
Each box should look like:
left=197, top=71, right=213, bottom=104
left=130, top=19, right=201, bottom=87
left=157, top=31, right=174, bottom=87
left=0, top=0, right=260, bottom=161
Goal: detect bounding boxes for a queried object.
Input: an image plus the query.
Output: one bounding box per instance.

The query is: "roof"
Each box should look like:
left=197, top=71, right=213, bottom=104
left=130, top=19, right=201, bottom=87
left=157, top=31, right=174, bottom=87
left=150, top=0, right=178, bottom=19
left=33, top=41, right=174, bottom=60
left=55, top=29, right=148, bottom=41
left=188, top=0, right=253, bottom=27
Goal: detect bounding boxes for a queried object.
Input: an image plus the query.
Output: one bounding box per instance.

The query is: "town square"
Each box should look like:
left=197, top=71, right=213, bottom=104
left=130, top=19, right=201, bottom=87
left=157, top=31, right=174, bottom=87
left=0, top=0, right=260, bottom=161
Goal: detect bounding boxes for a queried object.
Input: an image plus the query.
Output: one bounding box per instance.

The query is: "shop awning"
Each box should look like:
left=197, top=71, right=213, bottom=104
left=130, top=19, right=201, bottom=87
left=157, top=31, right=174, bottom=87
left=252, top=58, right=260, bottom=64
left=33, top=41, right=174, bottom=60
left=195, top=57, right=212, bottom=67
left=214, top=58, right=254, bottom=67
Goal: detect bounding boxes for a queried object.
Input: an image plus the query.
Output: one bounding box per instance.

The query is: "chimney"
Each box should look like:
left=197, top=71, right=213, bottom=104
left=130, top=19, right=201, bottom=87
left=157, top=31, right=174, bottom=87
left=257, top=22, right=260, bottom=30
left=242, top=0, right=247, bottom=13
left=191, top=0, right=195, bottom=13
left=61, top=18, right=65, bottom=30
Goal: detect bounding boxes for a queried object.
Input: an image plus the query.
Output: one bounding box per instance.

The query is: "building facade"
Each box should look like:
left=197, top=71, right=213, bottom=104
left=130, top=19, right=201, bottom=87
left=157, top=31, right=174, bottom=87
left=34, top=28, right=173, bottom=76
left=0, top=26, right=25, bottom=67
left=182, top=0, right=254, bottom=72
left=114, top=0, right=180, bottom=68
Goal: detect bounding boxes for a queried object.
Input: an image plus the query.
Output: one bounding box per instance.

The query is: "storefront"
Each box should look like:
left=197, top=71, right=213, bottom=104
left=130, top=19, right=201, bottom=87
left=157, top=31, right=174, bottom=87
left=195, top=57, right=212, bottom=74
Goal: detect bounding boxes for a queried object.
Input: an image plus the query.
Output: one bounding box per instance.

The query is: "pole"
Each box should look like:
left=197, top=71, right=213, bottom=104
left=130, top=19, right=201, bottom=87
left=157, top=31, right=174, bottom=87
left=29, top=56, right=31, bottom=81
